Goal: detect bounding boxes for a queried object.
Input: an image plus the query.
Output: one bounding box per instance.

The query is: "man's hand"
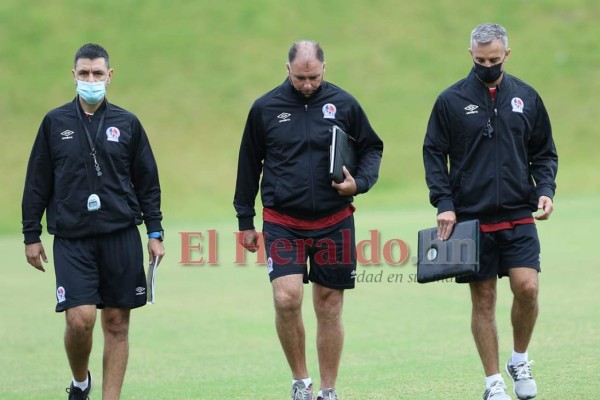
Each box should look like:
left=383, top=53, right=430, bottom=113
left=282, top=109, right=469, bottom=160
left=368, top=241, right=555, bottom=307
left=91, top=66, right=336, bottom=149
left=535, top=195, right=554, bottom=220
left=437, top=211, right=457, bottom=241
left=148, top=239, right=166, bottom=266
left=239, top=229, right=259, bottom=253
left=25, top=242, right=48, bottom=272
left=331, top=166, right=357, bottom=196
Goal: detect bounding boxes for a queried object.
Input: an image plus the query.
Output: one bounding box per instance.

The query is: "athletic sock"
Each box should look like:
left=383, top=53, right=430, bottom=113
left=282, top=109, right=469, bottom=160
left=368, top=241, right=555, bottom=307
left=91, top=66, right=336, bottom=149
left=485, top=373, right=504, bottom=388
left=292, top=377, right=312, bottom=388
left=511, top=349, right=528, bottom=365
left=72, top=376, right=89, bottom=391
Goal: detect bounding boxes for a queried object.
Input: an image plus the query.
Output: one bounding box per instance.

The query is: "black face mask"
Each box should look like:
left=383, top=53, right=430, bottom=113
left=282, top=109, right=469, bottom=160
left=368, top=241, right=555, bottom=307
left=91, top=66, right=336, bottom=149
left=473, top=61, right=504, bottom=83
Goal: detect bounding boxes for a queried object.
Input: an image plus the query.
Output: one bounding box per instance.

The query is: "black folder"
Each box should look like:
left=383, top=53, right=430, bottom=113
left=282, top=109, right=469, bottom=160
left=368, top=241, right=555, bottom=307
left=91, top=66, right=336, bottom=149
left=329, top=125, right=357, bottom=184
left=417, top=220, right=480, bottom=283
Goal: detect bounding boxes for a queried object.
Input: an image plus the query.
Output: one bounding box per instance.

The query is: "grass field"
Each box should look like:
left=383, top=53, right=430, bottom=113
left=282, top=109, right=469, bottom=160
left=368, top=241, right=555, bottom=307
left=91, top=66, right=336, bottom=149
left=1, top=0, right=599, bottom=231
left=1, top=194, right=598, bottom=399
left=2, top=0, right=600, bottom=398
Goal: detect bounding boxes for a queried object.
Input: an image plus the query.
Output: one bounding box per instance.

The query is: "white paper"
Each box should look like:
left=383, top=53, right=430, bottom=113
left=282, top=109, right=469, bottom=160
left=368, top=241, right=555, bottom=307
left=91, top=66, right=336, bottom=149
left=146, top=256, right=159, bottom=304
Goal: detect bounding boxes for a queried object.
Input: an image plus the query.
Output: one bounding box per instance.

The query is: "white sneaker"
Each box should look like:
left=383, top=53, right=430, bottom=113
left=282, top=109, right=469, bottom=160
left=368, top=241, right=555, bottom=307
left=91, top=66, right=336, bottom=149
left=506, top=360, right=537, bottom=399
left=291, top=381, right=314, bottom=400
left=483, top=380, right=512, bottom=400
left=317, top=388, right=338, bottom=400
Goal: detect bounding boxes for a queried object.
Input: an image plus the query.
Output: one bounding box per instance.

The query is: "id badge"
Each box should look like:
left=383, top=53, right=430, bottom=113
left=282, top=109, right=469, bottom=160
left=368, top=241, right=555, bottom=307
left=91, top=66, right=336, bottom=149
left=87, top=194, right=101, bottom=212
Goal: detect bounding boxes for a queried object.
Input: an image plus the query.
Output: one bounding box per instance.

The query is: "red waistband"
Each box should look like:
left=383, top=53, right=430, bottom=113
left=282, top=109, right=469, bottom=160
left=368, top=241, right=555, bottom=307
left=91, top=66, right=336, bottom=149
left=479, top=217, right=535, bottom=233
left=263, top=205, right=355, bottom=230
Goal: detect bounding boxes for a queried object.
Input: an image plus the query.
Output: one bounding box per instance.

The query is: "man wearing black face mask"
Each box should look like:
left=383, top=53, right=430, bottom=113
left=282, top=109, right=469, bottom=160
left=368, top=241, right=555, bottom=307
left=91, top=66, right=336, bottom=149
left=423, top=24, right=558, bottom=400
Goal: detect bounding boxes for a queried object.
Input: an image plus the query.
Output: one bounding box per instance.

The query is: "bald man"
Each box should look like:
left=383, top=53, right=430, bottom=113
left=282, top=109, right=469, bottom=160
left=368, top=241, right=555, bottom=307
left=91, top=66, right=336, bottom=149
left=234, top=40, right=383, bottom=400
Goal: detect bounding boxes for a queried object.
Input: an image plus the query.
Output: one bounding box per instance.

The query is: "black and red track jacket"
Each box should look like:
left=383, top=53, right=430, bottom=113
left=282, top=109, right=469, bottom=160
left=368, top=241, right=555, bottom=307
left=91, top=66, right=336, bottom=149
left=22, top=98, right=163, bottom=244
left=234, top=79, right=384, bottom=231
left=423, top=69, right=558, bottom=223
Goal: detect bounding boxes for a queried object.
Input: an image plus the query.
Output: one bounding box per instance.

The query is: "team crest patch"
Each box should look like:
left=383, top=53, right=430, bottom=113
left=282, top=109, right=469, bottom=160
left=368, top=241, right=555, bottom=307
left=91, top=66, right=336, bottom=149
left=511, top=97, right=524, bottom=113
left=267, top=257, right=274, bottom=274
left=57, top=286, right=66, bottom=303
left=106, top=127, right=120, bottom=142
left=322, top=103, right=337, bottom=119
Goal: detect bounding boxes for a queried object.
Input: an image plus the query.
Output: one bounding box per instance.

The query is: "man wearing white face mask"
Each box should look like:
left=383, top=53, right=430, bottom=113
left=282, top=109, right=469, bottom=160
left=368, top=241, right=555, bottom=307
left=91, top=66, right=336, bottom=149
left=22, top=43, right=165, bottom=400
left=423, top=24, right=558, bottom=400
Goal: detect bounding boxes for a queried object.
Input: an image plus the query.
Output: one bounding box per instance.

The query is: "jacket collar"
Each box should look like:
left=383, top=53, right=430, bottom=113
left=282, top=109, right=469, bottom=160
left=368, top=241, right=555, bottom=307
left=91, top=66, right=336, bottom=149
left=283, top=78, right=325, bottom=101
left=74, top=96, right=108, bottom=116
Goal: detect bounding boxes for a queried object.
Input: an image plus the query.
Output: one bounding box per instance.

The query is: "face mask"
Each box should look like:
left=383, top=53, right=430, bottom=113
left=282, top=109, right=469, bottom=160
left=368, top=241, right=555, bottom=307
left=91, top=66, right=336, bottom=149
left=473, top=61, right=504, bottom=83
left=76, top=79, right=107, bottom=105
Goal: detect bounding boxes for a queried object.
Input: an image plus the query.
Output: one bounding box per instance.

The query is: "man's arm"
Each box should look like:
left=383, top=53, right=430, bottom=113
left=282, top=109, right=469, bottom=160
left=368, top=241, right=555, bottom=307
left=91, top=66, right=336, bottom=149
left=233, top=104, right=265, bottom=233
left=348, top=103, right=383, bottom=194
left=423, top=96, right=455, bottom=215
left=22, top=117, right=54, bottom=270
left=130, top=117, right=166, bottom=263
left=130, top=117, right=163, bottom=235
left=528, top=95, right=558, bottom=210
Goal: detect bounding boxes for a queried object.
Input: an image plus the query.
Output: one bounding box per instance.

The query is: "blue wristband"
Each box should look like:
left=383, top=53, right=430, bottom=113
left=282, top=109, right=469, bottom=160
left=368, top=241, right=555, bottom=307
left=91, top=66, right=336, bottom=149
left=148, top=232, right=162, bottom=239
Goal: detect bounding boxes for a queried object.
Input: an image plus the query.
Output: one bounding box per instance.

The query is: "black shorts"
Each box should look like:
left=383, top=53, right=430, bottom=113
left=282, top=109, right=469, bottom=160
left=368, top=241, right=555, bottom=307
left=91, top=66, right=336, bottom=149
left=456, top=223, right=541, bottom=283
left=263, top=216, right=357, bottom=289
left=53, top=226, right=147, bottom=312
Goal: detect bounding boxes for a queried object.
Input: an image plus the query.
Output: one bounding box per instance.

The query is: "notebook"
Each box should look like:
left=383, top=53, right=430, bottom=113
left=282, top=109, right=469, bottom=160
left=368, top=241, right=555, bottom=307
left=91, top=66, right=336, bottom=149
left=417, top=219, right=480, bottom=283
left=146, top=255, right=159, bottom=304
left=329, top=125, right=357, bottom=184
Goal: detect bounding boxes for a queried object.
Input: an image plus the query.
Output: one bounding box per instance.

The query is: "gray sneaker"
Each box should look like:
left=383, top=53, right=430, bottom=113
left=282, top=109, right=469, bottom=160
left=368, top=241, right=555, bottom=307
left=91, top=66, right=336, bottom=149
left=483, top=380, right=512, bottom=400
left=291, top=381, right=314, bottom=400
left=506, top=360, right=537, bottom=399
left=318, top=388, right=338, bottom=400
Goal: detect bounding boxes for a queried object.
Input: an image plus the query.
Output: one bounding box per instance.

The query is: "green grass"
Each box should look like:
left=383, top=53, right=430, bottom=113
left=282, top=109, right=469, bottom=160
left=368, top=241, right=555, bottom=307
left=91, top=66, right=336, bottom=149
left=1, top=194, right=599, bottom=399
left=1, top=0, right=599, bottom=232
left=1, top=0, right=600, bottom=398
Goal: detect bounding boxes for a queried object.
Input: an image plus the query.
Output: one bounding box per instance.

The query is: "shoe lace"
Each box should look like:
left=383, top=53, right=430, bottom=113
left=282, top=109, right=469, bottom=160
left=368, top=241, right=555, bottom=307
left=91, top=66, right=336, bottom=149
left=65, top=387, right=89, bottom=400
left=488, top=381, right=507, bottom=396
left=291, top=385, right=312, bottom=400
left=512, top=360, right=534, bottom=380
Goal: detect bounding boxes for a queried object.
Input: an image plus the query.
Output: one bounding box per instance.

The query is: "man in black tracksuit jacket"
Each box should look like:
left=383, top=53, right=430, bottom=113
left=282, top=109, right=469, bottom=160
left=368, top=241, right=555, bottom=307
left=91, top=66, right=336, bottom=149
left=423, top=24, right=558, bottom=400
left=234, top=40, right=382, bottom=400
left=22, top=100, right=163, bottom=242
left=22, top=43, right=164, bottom=400
left=423, top=70, right=556, bottom=227
left=234, top=76, right=383, bottom=229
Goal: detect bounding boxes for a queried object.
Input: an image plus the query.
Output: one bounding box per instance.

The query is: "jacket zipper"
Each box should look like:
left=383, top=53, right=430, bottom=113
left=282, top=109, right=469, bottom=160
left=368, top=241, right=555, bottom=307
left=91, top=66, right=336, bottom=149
left=492, top=96, right=499, bottom=214
left=304, top=104, right=316, bottom=213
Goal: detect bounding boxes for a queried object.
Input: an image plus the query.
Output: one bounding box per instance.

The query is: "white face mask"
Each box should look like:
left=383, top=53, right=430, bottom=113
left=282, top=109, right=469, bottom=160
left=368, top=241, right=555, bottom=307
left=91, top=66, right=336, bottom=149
left=76, top=79, right=107, bottom=105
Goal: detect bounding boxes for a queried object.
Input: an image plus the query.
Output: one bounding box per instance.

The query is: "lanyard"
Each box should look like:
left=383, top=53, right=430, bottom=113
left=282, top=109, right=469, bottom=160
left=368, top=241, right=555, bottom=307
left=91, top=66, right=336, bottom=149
left=75, top=99, right=107, bottom=177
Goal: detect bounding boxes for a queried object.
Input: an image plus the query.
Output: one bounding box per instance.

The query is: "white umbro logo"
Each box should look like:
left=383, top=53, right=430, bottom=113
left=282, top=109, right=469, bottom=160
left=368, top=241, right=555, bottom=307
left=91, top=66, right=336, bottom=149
left=277, top=112, right=291, bottom=123
left=135, top=287, right=146, bottom=295
left=60, top=130, right=74, bottom=140
left=464, top=104, right=479, bottom=115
